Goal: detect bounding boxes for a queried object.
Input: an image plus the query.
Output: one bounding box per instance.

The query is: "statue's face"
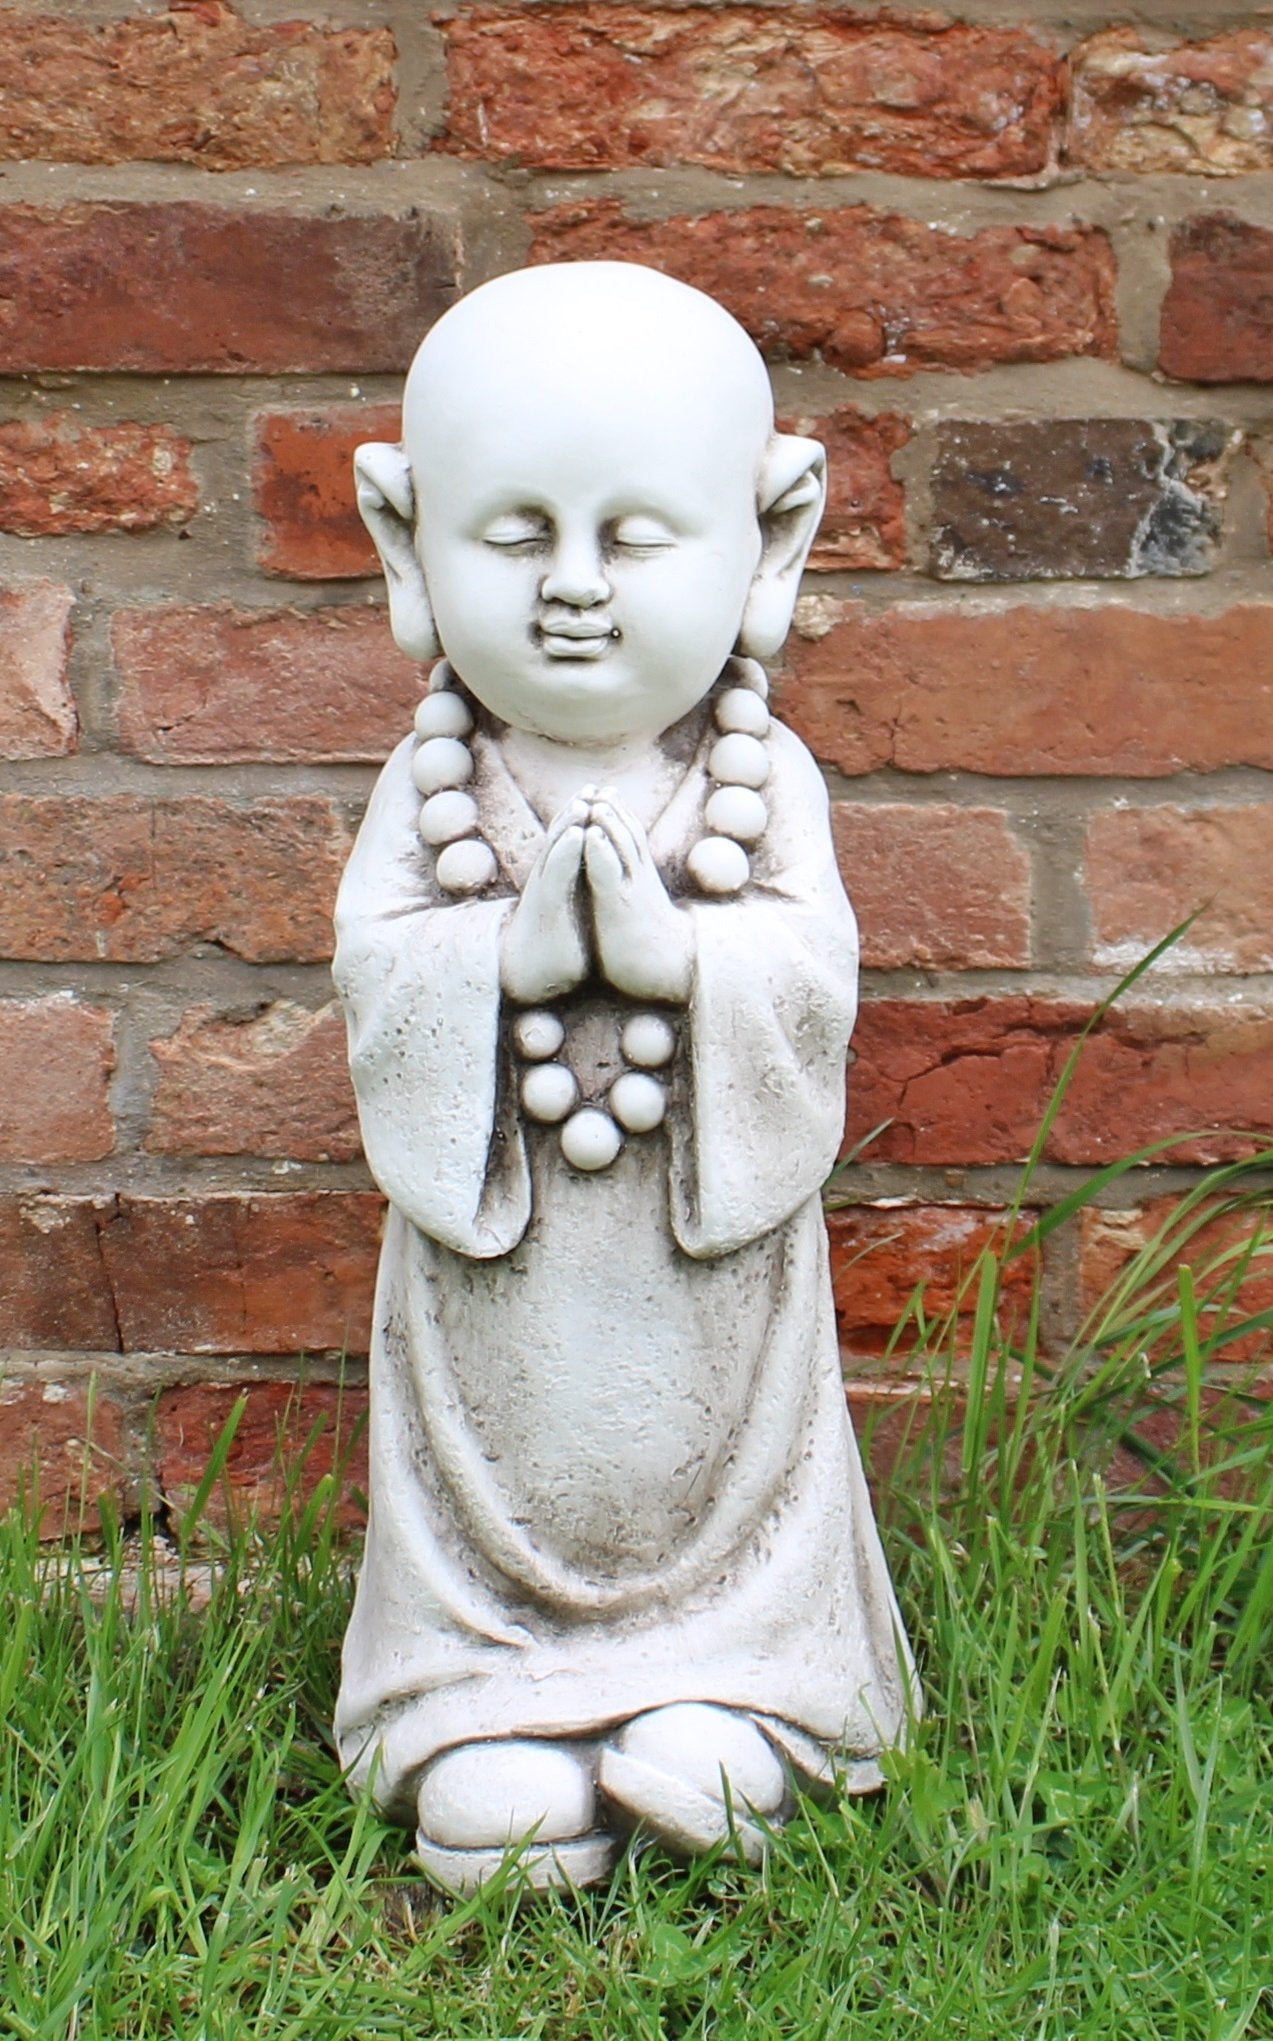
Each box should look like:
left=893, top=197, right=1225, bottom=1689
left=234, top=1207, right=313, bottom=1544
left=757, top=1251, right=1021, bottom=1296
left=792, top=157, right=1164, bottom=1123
left=409, top=372, right=765, bottom=745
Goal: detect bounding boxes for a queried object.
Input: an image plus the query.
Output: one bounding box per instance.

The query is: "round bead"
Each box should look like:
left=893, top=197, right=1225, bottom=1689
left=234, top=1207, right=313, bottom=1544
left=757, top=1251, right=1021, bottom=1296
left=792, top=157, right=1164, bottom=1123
left=560, top=1108, right=624, bottom=1172
left=610, top=1071, right=667, bottom=1134
left=435, top=838, right=498, bottom=894
left=709, top=732, right=769, bottom=790
left=414, top=691, right=474, bottom=742
left=730, top=656, right=769, bottom=700
left=687, top=836, right=750, bottom=896
left=419, top=789, right=479, bottom=847
left=620, top=1013, right=677, bottom=1070
left=704, top=785, right=768, bottom=845
left=412, top=736, right=474, bottom=797
left=513, top=1010, right=565, bottom=1062
left=714, top=686, right=770, bottom=739
left=521, top=1062, right=578, bottom=1124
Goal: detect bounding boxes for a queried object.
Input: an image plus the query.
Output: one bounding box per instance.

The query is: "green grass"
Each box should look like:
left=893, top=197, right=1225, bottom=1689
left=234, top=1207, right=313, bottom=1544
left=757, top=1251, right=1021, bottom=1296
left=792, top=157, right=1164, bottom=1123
left=7, top=918, right=1273, bottom=2041
left=4, top=1173, right=1271, bottom=2041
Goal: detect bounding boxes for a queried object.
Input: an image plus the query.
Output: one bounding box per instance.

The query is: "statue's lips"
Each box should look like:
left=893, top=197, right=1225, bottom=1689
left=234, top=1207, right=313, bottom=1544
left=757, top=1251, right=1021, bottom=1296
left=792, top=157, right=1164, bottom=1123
left=535, top=618, right=617, bottom=659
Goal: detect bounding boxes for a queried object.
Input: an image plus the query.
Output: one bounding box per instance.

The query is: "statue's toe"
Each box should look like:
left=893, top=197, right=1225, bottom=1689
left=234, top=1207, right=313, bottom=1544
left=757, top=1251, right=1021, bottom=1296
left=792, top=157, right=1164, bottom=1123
left=417, top=1737, right=596, bottom=1848
left=415, top=1738, right=617, bottom=1894
left=598, top=1703, right=789, bottom=1863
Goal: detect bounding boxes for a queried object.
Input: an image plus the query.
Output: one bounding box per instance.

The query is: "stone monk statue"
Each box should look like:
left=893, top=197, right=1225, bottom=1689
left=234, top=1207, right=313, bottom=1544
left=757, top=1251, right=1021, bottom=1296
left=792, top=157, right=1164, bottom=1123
left=332, top=261, right=916, bottom=1894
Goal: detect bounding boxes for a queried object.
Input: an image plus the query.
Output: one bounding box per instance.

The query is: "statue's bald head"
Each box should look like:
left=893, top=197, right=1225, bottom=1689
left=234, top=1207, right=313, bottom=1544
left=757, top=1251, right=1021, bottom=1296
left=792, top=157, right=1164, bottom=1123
left=354, top=262, right=826, bottom=718
left=403, top=262, right=775, bottom=493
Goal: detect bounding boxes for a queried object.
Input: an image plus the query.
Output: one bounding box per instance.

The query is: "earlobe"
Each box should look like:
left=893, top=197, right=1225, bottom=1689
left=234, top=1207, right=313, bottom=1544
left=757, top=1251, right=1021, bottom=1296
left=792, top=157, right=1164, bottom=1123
left=353, top=441, right=441, bottom=663
left=736, top=434, right=827, bottom=662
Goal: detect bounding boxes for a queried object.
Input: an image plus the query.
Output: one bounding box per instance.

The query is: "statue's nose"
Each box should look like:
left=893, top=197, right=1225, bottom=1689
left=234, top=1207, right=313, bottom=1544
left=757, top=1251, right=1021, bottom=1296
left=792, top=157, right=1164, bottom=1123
left=540, top=537, right=611, bottom=608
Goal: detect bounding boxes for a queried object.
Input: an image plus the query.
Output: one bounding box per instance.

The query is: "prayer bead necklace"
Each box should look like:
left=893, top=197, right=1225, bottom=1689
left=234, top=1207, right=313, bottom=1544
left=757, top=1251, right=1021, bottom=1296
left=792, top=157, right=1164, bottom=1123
left=409, top=657, right=771, bottom=1171
left=514, top=1007, right=677, bottom=1174
left=411, top=657, right=772, bottom=900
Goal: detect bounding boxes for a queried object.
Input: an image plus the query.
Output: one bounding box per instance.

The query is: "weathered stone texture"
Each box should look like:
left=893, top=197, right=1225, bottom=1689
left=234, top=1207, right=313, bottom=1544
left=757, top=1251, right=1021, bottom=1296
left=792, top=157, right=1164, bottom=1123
left=850, top=999, right=1273, bottom=1169
left=831, top=804, right=1031, bottom=970
left=531, top=203, right=1117, bottom=379
left=828, top=1204, right=1037, bottom=1358
left=1160, top=216, right=1273, bottom=383
left=0, top=582, right=76, bottom=758
left=0, top=416, right=198, bottom=536
left=1086, top=806, right=1273, bottom=974
left=97, top=1193, right=381, bottom=1355
left=783, top=408, right=908, bottom=572
left=1081, top=1202, right=1273, bottom=1365
left=0, top=1000, right=115, bottom=1163
left=780, top=600, right=1273, bottom=777
left=0, top=4, right=396, bottom=168
left=0, top=1377, right=129, bottom=1533
left=0, top=1197, right=121, bottom=1351
left=254, top=405, right=401, bottom=580
left=147, top=1002, right=359, bottom=1162
left=443, top=8, right=1061, bottom=179
left=930, top=419, right=1232, bottom=581
left=1070, top=29, right=1273, bottom=176
left=0, top=793, right=350, bottom=963
left=156, top=1380, right=368, bottom=1533
left=0, top=204, right=458, bottom=374
left=114, top=605, right=420, bottom=763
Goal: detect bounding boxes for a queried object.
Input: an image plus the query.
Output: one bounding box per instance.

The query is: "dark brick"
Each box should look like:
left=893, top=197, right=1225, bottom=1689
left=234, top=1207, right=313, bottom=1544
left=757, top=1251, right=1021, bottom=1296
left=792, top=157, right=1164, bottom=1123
left=930, top=419, right=1232, bottom=581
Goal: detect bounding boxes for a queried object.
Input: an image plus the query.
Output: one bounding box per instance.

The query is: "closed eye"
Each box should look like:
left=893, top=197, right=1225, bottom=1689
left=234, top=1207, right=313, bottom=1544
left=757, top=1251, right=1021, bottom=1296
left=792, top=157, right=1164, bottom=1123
left=482, top=512, right=550, bottom=550
left=610, top=515, right=677, bottom=553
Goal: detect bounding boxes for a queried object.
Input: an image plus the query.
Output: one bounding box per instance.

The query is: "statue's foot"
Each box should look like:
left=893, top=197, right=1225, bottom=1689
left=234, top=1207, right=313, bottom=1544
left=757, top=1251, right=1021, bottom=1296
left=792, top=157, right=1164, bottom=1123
left=415, top=1738, right=618, bottom=1895
left=598, top=1703, right=789, bottom=1865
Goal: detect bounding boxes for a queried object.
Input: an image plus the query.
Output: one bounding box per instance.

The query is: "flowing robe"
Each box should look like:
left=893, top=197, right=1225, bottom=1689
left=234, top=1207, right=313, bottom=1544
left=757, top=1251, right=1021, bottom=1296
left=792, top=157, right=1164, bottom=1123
left=332, top=704, right=914, bottom=1823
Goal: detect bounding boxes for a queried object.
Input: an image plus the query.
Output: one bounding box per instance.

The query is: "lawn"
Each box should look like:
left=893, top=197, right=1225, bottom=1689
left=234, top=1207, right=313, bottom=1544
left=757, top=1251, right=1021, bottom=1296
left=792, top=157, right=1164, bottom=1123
left=4, top=1080, right=1272, bottom=2035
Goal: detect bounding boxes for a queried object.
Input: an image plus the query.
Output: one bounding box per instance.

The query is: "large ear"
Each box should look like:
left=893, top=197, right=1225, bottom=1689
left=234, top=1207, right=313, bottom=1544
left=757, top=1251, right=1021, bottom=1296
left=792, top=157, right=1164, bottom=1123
left=353, top=441, right=440, bottom=663
left=736, top=434, right=827, bottom=661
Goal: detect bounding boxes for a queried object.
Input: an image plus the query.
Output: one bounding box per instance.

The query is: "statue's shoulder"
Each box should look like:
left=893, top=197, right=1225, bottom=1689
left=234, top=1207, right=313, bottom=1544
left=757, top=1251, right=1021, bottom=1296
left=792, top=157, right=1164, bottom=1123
left=764, top=712, right=829, bottom=817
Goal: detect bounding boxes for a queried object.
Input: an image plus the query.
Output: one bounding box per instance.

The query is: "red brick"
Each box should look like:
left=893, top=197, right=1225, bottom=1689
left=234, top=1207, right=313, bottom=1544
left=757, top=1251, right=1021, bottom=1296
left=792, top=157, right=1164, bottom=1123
left=147, top=1003, right=358, bottom=1162
left=0, top=1000, right=114, bottom=1163
left=779, top=599, right=1273, bottom=777
left=832, top=804, right=1030, bottom=970
left=781, top=407, right=908, bottom=572
left=1070, top=30, right=1273, bottom=176
left=0, top=3, right=395, bottom=169
left=443, top=8, right=1060, bottom=179
left=1160, top=215, right=1273, bottom=384
left=156, top=1380, right=367, bottom=1533
left=828, top=1203, right=1037, bottom=1360
left=254, top=404, right=401, bottom=580
left=531, top=202, right=1116, bottom=380
left=0, top=582, right=76, bottom=758
left=0, top=1377, right=130, bottom=1534
left=0, top=204, right=457, bottom=375
left=0, top=416, right=197, bottom=536
left=0, top=1197, right=121, bottom=1351
left=846, top=1379, right=969, bottom=1494
left=113, top=605, right=420, bottom=763
left=0, top=792, right=350, bottom=964
left=1086, top=806, right=1273, bottom=974
left=849, top=998, right=1273, bottom=1169
left=99, top=1192, right=381, bottom=1356
left=1080, top=1201, right=1273, bottom=1366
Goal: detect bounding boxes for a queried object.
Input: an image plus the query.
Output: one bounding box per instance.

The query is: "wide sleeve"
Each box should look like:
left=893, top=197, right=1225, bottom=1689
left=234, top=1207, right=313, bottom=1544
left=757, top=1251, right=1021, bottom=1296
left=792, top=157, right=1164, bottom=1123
left=332, top=736, right=531, bottom=1260
left=669, top=721, right=859, bottom=1260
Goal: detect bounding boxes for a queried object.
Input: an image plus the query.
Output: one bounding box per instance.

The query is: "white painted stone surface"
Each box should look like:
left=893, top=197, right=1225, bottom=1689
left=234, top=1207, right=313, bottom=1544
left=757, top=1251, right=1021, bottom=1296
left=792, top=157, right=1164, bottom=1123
left=332, top=262, right=916, bottom=1893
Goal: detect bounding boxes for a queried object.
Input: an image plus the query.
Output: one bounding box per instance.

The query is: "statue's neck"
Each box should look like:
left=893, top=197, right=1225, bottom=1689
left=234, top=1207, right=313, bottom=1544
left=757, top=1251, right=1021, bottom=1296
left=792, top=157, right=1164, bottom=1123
left=496, top=721, right=688, bottom=829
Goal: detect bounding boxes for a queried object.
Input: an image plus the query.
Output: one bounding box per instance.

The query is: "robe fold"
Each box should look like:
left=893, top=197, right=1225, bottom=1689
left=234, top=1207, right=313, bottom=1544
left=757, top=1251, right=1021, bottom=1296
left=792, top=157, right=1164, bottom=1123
left=333, top=705, right=914, bottom=1823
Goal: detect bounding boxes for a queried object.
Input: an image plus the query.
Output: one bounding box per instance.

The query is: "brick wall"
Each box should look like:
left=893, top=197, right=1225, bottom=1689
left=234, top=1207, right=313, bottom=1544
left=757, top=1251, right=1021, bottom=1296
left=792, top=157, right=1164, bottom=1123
left=2, top=1, right=1271, bottom=1529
